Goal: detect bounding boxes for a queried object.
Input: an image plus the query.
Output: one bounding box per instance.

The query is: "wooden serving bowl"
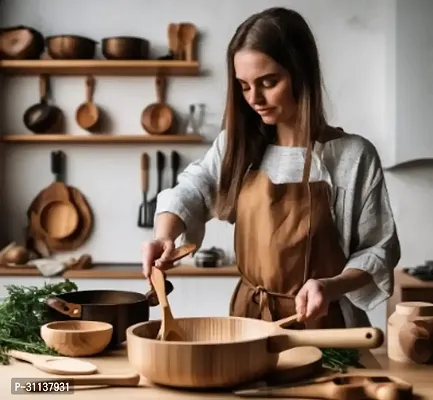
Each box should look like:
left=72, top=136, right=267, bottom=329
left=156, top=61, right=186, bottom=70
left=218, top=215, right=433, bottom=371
left=126, top=316, right=383, bottom=388
left=41, top=320, right=113, bottom=357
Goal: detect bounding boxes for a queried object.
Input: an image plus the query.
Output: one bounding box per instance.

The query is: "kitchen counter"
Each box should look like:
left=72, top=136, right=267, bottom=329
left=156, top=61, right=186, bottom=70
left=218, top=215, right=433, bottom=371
left=1, top=346, right=433, bottom=399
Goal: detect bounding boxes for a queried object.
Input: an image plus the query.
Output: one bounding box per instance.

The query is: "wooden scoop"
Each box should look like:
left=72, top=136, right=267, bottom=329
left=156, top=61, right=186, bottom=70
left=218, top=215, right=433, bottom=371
left=8, top=350, right=97, bottom=375
left=151, top=267, right=186, bottom=341
left=76, top=75, right=99, bottom=131
left=140, top=75, right=174, bottom=134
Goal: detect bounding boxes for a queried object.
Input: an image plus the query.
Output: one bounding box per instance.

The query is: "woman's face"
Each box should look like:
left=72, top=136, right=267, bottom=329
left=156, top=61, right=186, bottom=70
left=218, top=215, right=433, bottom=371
left=234, top=49, right=297, bottom=125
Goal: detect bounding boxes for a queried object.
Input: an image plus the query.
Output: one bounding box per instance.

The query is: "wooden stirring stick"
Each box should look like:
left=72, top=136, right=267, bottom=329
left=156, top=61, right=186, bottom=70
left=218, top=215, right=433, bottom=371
left=151, top=266, right=186, bottom=341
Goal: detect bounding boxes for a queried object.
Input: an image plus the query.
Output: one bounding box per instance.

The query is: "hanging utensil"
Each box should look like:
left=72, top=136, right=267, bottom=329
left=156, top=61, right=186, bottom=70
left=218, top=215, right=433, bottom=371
left=23, top=74, right=62, bottom=134
left=75, top=75, right=100, bottom=131
left=140, top=76, right=174, bottom=134
left=37, top=151, right=79, bottom=240
left=171, top=151, right=180, bottom=187
left=146, top=151, right=165, bottom=227
left=137, top=152, right=151, bottom=228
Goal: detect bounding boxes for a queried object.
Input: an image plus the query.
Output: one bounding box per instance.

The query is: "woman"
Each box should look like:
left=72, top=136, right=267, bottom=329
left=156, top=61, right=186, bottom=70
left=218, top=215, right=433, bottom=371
left=142, top=7, right=400, bottom=329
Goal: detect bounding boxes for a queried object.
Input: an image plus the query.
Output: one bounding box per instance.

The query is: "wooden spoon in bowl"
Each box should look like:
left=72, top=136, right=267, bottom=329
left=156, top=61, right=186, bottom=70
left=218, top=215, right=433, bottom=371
left=150, top=266, right=186, bottom=342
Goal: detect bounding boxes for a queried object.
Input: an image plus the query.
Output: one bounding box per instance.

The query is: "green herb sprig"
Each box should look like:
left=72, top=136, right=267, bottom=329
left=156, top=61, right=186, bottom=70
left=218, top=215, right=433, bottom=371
left=0, top=280, right=78, bottom=364
left=321, top=348, right=363, bottom=372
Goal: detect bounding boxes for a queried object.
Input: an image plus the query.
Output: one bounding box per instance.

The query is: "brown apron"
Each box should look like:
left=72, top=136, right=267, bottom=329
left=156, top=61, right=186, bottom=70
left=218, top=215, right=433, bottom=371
left=229, top=127, right=347, bottom=329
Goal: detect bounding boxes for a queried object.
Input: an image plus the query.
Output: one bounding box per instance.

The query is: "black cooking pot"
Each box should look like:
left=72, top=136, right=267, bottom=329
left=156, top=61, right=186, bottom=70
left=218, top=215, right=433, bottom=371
left=45, top=282, right=173, bottom=349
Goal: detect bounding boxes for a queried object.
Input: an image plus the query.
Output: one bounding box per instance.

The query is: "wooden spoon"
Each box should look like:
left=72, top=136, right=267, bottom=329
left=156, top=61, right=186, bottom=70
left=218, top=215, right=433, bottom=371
left=150, top=267, right=186, bottom=341
left=75, top=75, right=99, bottom=131
left=8, top=350, right=97, bottom=375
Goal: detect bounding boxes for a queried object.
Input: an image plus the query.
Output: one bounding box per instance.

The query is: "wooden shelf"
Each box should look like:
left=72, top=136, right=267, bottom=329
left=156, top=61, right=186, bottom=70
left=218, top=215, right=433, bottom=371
left=0, top=134, right=205, bottom=144
left=0, top=59, right=200, bottom=76
left=0, top=264, right=239, bottom=278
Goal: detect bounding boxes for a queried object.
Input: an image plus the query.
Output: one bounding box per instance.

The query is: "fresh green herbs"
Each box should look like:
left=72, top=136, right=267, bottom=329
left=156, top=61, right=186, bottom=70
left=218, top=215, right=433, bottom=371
left=0, top=280, right=78, bottom=365
left=321, top=348, right=363, bottom=372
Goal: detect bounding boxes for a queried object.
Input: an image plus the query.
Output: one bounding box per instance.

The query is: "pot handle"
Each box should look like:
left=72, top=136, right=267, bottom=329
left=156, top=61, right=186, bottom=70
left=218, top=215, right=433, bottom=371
left=46, top=296, right=82, bottom=318
left=267, top=327, right=384, bottom=354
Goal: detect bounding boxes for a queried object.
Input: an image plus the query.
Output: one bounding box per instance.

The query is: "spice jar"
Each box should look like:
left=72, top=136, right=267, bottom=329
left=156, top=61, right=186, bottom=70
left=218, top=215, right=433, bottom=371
left=387, top=301, right=433, bottom=364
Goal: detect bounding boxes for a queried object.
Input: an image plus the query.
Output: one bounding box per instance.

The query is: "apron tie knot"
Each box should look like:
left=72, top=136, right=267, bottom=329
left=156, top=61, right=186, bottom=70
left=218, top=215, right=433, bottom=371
left=253, top=285, right=273, bottom=321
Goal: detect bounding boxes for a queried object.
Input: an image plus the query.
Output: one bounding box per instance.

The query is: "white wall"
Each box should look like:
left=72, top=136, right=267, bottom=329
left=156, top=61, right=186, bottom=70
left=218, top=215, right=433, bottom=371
left=1, top=0, right=433, bottom=333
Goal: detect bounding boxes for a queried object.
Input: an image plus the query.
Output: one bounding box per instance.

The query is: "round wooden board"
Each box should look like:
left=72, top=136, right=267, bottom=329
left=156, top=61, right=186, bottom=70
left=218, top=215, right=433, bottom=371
left=266, top=346, right=323, bottom=384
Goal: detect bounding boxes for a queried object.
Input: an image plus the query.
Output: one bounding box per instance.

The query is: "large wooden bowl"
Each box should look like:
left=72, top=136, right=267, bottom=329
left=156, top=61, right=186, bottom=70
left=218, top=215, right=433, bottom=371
left=126, top=316, right=383, bottom=388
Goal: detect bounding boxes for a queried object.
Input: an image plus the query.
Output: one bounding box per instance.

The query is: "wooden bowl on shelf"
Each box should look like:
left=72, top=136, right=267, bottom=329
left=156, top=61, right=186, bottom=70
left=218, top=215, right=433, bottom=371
left=40, top=320, right=113, bottom=357
left=45, top=35, right=97, bottom=59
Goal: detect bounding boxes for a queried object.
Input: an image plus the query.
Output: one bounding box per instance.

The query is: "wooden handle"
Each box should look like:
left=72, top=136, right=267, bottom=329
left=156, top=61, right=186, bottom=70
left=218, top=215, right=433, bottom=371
left=235, top=380, right=359, bottom=399
left=268, top=327, right=384, bottom=353
left=155, top=75, right=166, bottom=104
left=45, top=296, right=82, bottom=318
left=363, top=380, right=399, bottom=400
left=39, top=74, right=47, bottom=101
left=150, top=268, right=169, bottom=309
left=86, top=75, right=94, bottom=103
left=8, top=350, right=41, bottom=364
left=27, top=373, right=140, bottom=388
left=141, top=153, right=149, bottom=192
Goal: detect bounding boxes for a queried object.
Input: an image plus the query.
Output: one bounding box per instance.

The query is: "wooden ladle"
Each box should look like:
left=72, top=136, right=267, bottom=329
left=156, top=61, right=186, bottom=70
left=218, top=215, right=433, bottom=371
left=151, top=267, right=186, bottom=341
left=76, top=75, right=99, bottom=131
left=140, top=75, right=174, bottom=134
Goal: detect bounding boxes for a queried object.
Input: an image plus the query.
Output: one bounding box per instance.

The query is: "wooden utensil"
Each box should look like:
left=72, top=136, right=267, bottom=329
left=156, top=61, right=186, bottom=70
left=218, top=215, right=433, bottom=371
left=167, top=23, right=179, bottom=58
left=137, top=152, right=150, bottom=227
left=141, top=75, right=174, bottom=134
left=40, top=320, right=113, bottom=357
left=24, top=373, right=141, bottom=389
left=126, top=314, right=384, bottom=388
left=76, top=75, right=99, bottom=131
left=151, top=267, right=186, bottom=341
left=8, top=350, right=98, bottom=375
left=37, top=151, right=79, bottom=240
left=178, top=22, right=197, bottom=61
left=234, top=373, right=413, bottom=399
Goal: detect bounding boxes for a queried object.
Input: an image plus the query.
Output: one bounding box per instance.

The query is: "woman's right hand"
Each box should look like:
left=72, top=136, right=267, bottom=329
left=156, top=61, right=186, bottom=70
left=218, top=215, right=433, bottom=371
left=142, top=238, right=175, bottom=278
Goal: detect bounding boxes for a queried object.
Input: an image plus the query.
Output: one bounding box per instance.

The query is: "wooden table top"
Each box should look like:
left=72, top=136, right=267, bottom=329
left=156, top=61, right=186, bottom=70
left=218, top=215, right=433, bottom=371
left=1, top=346, right=432, bottom=399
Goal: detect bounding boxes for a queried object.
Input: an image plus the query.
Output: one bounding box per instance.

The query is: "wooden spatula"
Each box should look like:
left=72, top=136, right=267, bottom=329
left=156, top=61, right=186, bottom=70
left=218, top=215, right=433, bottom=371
left=8, top=350, right=97, bottom=375
left=24, top=373, right=141, bottom=389
left=151, top=267, right=186, bottom=342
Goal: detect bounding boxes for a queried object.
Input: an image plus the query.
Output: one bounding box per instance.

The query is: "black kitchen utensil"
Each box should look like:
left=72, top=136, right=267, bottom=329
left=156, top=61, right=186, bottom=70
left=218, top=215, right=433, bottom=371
left=138, top=152, right=150, bottom=227
left=145, top=151, right=165, bottom=227
left=171, top=151, right=180, bottom=187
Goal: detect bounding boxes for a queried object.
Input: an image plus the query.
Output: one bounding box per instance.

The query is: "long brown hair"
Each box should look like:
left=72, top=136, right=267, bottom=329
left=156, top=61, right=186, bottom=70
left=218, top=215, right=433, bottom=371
left=214, top=7, right=327, bottom=221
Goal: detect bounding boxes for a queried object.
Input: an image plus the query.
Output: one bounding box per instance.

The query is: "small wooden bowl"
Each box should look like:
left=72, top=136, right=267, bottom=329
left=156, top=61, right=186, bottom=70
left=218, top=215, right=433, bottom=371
left=40, top=320, right=113, bottom=357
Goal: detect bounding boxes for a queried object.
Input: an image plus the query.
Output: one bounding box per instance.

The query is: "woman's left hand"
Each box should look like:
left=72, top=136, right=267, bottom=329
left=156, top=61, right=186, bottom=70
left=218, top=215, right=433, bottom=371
left=295, top=278, right=337, bottom=322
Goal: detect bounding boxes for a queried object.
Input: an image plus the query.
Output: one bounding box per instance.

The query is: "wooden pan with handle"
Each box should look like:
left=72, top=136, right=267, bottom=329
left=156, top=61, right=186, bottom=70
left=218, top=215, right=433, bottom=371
left=141, top=75, right=174, bottom=134
left=126, top=312, right=384, bottom=389
left=37, top=150, right=79, bottom=240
